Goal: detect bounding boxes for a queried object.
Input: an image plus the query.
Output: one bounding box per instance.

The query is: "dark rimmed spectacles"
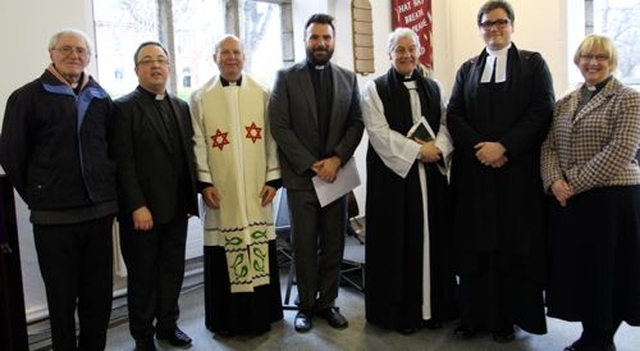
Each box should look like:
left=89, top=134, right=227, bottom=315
left=136, top=58, right=170, bottom=66
left=479, top=19, right=511, bottom=30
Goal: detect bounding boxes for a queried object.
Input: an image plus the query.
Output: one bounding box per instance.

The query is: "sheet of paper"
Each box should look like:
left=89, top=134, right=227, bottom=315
left=312, top=158, right=361, bottom=207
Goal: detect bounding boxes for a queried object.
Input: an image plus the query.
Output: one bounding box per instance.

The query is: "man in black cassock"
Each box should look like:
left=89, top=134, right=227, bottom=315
left=447, top=0, right=555, bottom=342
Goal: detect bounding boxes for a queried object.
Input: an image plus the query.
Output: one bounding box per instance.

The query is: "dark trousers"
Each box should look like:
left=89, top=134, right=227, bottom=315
left=119, top=216, right=187, bottom=340
left=33, top=216, right=114, bottom=351
left=287, top=189, right=347, bottom=311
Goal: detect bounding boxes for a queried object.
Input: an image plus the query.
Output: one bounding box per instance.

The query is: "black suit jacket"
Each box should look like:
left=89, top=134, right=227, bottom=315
left=113, top=86, right=198, bottom=223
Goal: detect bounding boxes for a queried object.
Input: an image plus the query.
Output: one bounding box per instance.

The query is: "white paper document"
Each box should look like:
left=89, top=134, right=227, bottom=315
left=312, top=158, right=361, bottom=207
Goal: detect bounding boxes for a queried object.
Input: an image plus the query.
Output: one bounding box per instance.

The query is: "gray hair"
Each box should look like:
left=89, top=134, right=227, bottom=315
left=48, top=28, right=92, bottom=55
left=387, top=27, right=420, bottom=54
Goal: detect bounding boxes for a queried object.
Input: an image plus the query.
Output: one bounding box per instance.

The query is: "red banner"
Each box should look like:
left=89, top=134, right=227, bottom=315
left=392, top=0, right=433, bottom=69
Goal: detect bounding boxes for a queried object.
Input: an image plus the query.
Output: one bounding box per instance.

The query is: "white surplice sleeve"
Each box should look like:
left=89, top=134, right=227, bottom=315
left=433, top=81, right=454, bottom=173
left=361, top=80, right=420, bottom=179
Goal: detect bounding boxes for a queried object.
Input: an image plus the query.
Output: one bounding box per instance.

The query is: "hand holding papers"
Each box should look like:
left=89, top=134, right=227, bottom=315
left=312, top=158, right=361, bottom=207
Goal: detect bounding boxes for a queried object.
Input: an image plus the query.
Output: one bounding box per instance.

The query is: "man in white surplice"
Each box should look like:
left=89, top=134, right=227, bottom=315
left=360, top=27, right=457, bottom=334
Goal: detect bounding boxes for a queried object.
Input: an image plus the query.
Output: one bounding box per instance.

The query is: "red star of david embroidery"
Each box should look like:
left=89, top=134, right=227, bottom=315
left=210, top=129, right=230, bottom=150
left=245, top=122, right=262, bottom=144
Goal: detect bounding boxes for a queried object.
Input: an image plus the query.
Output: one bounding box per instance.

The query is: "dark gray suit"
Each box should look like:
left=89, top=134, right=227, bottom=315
left=112, top=86, right=198, bottom=341
left=269, top=61, right=363, bottom=310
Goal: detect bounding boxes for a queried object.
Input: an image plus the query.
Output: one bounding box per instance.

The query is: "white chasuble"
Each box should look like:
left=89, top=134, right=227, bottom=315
left=190, top=74, right=281, bottom=293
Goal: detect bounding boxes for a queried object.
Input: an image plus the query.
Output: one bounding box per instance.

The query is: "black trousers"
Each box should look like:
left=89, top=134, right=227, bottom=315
left=287, top=189, right=347, bottom=311
left=119, top=216, right=187, bottom=340
left=33, top=215, right=114, bottom=351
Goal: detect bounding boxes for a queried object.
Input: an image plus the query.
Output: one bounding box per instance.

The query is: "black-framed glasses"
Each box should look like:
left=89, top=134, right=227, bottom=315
left=479, top=19, right=511, bottom=30
left=136, top=58, right=170, bottom=66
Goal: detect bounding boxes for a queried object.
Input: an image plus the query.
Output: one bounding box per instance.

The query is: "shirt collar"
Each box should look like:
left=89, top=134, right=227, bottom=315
left=220, top=75, right=242, bottom=87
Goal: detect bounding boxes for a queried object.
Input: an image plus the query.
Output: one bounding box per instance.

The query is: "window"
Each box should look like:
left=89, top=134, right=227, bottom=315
left=93, top=0, right=291, bottom=100
left=589, top=0, right=640, bottom=88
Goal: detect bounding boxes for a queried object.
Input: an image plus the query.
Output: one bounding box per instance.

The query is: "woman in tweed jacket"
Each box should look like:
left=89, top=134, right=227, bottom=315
left=541, top=34, right=640, bottom=351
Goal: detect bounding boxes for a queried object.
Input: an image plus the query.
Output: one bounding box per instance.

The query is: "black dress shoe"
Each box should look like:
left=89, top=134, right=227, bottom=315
left=454, top=325, right=477, bottom=339
left=215, top=330, right=235, bottom=338
left=492, top=329, right=515, bottom=343
left=316, top=307, right=348, bottom=329
left=564, top=339, right=617, bottom=351
left=294, top=310, right=313, bottom=332
left=134, top=338, right=156, bottom=351
left=423, top=319, right=443, bottom=330
left=396, top=326, right=419, bottom=335
left=156, top=327, right=192, bottom=346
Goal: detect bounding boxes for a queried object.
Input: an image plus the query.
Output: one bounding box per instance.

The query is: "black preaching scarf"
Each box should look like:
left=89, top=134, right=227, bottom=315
left=374, top=68, right=442, bottom=137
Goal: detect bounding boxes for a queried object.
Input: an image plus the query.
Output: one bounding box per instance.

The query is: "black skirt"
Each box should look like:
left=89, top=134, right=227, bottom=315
left=546, top=185, right=640, bottom=329
left=203, top=241, right=283, bottom=334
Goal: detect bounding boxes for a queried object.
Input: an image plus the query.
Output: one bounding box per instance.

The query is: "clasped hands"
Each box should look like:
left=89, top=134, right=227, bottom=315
left=312, top=155, right=341, bottom=183
left=475, top=141, right=508, bottom=168
left=551, top=179, right=573, bottom=207
left=202, top=184, right=276, bottom=210
left=415, top=138, right=441, bottom=163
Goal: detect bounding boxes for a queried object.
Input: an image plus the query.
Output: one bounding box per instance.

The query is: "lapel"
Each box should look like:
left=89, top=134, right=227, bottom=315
left=167, top=95, right=186, bottom=146
left=328, top=63, right=341, bottom=132
left=573, top=78, right=617, bottom=123
left=134, top=89, right=173, bottom=153
left=294, top=62, right=318, bottom=130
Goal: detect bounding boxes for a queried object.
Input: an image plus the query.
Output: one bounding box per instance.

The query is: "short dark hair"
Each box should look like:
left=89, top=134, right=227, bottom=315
left=477, top=0, right=515, bottom=26
left=133, top=41, right=169, bottom=65
left=305, top=13, right=335, bottom=33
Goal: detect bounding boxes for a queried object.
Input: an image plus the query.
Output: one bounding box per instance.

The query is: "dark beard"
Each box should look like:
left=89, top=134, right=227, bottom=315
left=306, top=46, right=334, bottom=66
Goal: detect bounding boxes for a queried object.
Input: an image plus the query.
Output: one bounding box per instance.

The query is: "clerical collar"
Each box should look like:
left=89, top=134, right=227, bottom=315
left=404, top=75, right=414, bottom=81
left=137, top=85, right=167, bottom=100
left=584, top=76, right=612, bottom=93
left=307, top=59, right=330, bottom=71
left=220, top=75, right=242, bottom=87
left=394, top=69, right=417, bottom=82
left=480, top=43, right=512, bottom=84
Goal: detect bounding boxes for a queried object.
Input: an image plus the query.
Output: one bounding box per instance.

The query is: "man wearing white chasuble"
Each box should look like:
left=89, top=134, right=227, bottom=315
left=189, top=35, right=283, bottom=336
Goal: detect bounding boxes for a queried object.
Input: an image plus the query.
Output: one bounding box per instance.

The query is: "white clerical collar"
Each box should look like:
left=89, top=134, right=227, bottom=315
left=155, top=93, right=165, bottom=100
left=480, top=43, right=511, bottom=84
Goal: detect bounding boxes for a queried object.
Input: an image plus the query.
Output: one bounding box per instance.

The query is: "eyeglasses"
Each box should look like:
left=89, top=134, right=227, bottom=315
left=479, top=19, right=511, bottom=30
left=54, top=46, right=89, bottom=56
left=136, top=58, right=170, bottom=66
left=580, top=54, right=609, bottom=63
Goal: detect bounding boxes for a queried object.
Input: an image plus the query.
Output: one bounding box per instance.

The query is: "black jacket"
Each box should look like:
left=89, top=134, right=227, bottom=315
left=112, top=87, right=198, bottom=223
left=0, top=70, right=117, bottom=215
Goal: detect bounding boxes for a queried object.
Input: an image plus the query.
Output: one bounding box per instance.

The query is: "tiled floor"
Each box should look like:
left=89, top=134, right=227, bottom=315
left=26, top=236, right=640, bottom=351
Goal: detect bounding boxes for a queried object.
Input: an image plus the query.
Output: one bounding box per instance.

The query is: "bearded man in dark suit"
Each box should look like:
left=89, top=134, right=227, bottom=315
left=269, top=13, right=364, bottom=333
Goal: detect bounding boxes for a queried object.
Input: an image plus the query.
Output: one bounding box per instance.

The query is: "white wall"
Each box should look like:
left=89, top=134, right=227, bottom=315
left=0, top=0, right=96, bottom=131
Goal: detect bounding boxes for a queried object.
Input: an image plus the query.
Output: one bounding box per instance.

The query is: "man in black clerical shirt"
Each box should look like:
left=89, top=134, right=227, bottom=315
left=269, top=13, right=364, bottom=333
left=112, top=42, right=198, bottom=351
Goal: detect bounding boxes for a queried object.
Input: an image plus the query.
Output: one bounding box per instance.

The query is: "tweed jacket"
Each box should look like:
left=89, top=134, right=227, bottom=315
left=541, top=77, right=640, bottom=195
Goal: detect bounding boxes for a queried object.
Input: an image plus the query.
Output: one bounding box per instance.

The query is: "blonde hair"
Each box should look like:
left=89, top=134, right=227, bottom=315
left=573, top=34, right=618, bottom=72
